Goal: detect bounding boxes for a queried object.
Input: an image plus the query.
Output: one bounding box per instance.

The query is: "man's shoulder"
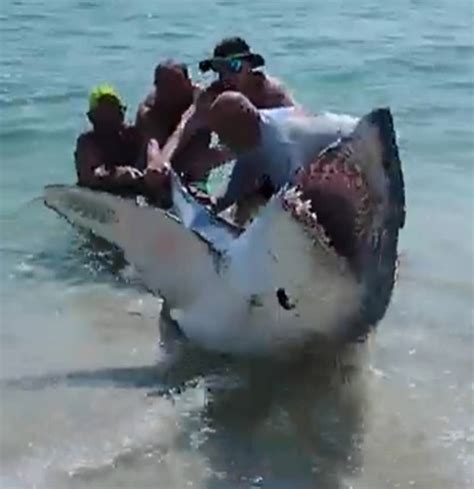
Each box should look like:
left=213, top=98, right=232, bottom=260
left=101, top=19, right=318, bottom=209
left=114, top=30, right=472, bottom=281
left=255, top=72, right=295, bottom=108
left=136, top=99, right=152, bottom=123
left=76, top=130, right=96, bottom=148
left=135, top=89, right=156, bottom=120
left=143, top=88, right=156, bottom=108
left=258, top=107, right=298, bottom=142
left=261, top=73, right=281, bottom=88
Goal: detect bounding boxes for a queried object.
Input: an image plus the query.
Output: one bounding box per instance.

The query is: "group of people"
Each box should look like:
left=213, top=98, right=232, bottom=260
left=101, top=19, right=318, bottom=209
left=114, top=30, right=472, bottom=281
left=75, top=36, right=356, bottom=223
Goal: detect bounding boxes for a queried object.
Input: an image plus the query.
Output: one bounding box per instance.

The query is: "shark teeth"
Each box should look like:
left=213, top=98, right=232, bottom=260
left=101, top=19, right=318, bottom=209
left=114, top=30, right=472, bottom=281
left=280, top=186, right=334, bottom=254
left=296, top=199, right=312, bottom=214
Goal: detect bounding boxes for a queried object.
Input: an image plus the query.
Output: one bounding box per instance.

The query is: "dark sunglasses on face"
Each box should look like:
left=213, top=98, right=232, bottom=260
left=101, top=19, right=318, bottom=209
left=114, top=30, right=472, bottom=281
left=210, top=58, right=243, bottom=74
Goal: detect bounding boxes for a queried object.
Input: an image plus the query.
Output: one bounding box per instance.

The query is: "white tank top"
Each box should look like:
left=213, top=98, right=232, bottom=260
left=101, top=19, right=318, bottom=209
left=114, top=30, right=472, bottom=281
left=216, top=108, right=358, bottom=210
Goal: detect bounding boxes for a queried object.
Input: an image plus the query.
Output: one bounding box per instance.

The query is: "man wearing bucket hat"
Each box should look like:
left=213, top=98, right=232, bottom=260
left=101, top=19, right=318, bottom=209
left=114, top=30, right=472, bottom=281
left=198, top=36, right=295, bottom=109
left=157, top=37, right=297, bottom=185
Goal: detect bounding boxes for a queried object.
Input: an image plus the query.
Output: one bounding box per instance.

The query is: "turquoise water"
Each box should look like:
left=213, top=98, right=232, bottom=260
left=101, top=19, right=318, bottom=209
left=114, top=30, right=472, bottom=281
left=1, top=1, right=473, bottom=488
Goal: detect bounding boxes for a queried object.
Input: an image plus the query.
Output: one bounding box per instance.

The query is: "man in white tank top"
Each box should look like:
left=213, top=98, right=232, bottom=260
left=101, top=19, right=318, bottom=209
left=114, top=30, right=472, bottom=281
left=208, top=92, right=358, bottom=214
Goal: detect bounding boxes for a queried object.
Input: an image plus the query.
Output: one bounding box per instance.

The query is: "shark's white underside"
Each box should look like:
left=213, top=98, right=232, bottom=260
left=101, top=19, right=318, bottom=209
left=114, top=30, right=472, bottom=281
left=44, top=184, right=362, bottom=354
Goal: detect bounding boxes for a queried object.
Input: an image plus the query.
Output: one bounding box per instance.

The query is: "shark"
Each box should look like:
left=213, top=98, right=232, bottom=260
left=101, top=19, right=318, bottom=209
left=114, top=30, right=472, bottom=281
left=44, top=107, right=405, bottom=355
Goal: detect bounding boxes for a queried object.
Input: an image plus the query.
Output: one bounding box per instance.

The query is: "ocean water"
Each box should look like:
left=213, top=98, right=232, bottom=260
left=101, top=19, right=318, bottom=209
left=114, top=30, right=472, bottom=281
left=1, top=0, right=473, bottom=488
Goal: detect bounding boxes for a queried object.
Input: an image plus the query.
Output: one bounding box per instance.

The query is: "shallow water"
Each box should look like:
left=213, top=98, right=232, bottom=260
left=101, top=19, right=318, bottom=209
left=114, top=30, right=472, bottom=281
left=1, top=0, right=473, bottom=488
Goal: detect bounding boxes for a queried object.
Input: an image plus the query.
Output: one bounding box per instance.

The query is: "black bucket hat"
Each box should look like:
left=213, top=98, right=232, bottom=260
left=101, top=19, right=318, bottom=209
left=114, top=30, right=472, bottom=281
left=199, top=37, right=265, bottom=72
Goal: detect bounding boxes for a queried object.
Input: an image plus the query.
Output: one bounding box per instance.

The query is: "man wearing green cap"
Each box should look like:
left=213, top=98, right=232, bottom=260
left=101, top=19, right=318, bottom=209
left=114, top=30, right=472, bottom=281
left=74, top=84, right=171, bottom=206
left=74, top=84, right=143, bottom=192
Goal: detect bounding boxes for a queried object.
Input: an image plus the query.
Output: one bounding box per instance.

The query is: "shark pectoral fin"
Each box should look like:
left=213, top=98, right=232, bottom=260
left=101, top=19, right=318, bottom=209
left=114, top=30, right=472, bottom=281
left=43, top=184, right=221, bottom=306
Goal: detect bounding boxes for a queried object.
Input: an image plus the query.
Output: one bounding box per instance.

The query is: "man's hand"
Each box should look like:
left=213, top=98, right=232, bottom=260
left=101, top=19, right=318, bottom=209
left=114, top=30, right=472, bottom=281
left=178, top=104, right=199, bottom=133
left=93, top=165, right=143, bottom=180
left=114, top=166, right=144, bottom=180
left=90, top=165, right=144, bottom=191
left=93, top=164, right=109, bottom=178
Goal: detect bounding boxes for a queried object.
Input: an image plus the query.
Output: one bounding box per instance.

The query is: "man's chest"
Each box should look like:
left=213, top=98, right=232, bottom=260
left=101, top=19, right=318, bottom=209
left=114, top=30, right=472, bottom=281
left=98, top=133, right=138, bottom=166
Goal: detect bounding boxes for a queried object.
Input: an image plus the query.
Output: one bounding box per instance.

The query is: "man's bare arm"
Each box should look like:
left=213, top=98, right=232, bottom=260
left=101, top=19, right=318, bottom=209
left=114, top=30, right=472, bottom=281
left=158, top=105, right=202, bottom=166
left=159, top=83, right=224, bottom=169
left=135, top=102, right=149, bottom=131
left=213, top=155, right=259, bottom=213
left=74, top=135, right=102, bottom=187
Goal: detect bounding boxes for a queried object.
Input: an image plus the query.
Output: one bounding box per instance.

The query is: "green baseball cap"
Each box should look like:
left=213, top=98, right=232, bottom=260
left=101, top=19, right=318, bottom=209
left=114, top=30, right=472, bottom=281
left=88, top=84, right=124, bottom=111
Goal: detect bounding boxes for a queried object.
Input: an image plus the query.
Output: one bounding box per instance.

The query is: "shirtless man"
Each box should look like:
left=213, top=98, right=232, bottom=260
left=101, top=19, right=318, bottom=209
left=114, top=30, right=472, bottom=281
left=74, top=85, right=143, bottom=192
left=206, top=92, right=358, bottom=223
left=136, top=60, right=196, bottom=149
left=74, top=84, right=171, bottom=206
left=198, top=36, right=296, bottom=109
left=135, top=60, right=213, bottom=183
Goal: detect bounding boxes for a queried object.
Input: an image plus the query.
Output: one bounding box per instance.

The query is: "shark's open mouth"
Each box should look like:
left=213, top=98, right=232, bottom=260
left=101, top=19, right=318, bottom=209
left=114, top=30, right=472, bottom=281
left=281, top=108, right=405, bottom=342
left=283, top=138, right=373, bottom=261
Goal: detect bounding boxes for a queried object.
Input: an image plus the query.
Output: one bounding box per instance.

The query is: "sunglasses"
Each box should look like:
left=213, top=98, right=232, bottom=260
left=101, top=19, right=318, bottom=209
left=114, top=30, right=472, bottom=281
left=209, top=58, right=243, bottom=74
